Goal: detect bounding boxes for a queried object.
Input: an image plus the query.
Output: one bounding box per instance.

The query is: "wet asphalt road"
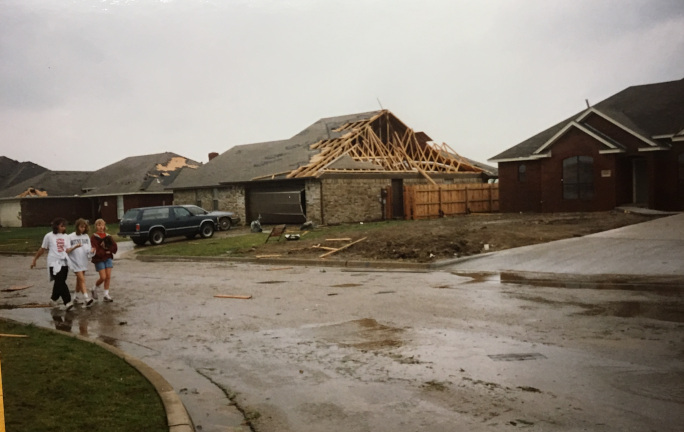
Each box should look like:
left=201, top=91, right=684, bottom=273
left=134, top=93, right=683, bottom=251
left=1, top=213, right=683, bottom=431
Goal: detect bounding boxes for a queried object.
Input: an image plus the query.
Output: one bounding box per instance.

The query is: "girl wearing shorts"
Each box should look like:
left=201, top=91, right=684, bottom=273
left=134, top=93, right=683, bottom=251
left=90, top=218, right=118, bottom=302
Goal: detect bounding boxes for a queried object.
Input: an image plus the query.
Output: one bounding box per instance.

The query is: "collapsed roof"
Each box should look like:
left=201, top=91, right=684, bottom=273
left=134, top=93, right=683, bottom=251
left=172, top=110, right=485, bottom=189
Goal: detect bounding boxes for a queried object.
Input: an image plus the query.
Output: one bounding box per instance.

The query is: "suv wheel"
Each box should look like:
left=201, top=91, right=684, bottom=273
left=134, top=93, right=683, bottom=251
left=150, top=229, right=165, bottom=245
left=200, top=222, right=214, bottom=238
left=218, top=217, right=231, bottom=230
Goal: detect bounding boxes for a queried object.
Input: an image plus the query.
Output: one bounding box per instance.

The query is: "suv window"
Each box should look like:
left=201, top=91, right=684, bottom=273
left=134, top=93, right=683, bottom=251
left=142, top=208, right=170, bottom=220
left=173, top=207, right=192, bottom=218
left=122, top=209, right=140, bottom=220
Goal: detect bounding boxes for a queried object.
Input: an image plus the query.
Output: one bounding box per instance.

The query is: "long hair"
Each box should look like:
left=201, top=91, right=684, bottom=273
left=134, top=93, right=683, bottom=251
left=74, top=218, right=90, bottom=235
left=51, top=217, right=68, bottom=234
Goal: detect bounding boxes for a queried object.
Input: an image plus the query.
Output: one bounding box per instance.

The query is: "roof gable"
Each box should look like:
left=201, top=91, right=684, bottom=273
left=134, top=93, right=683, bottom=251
left=490, top=77, right=684, bottom=162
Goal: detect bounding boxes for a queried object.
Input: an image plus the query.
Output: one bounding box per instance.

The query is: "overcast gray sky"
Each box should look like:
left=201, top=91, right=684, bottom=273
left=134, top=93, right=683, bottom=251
left=1, top=0, right=683, bottom=172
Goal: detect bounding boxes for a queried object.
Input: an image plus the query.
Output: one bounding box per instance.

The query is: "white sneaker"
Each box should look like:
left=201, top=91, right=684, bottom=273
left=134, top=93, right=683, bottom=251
left=90, top=286, right=98, bottom=299
left=103, top=294, right=113, bottom=302
left=65, top=301, right=74, bottom=312
left=84, top=298, right=95, bottom=308
left=73, top=294, right=82, bottom=304
left=49, top=299, right=61, bottom=307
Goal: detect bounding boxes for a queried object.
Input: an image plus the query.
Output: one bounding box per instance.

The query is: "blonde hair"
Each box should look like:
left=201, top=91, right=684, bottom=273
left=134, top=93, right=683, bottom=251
left=74, top=218, right=90, bottom=234
left=95, top=218, right=107, bottom=232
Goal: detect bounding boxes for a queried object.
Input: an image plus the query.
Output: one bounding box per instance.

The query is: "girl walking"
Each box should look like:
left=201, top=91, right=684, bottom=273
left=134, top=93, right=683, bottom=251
left=68, top=218, right=94, bottom=308
left=91, top=218, right=117, bottom=302
left=30, top=217, right=79, bottom=311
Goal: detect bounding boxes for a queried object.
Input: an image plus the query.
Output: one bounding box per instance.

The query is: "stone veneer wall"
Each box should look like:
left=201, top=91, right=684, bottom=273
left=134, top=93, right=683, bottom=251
left=320, top=178, right=389, bottom=224
left=304, top=180, right=323, bottom=225
left=174, top=187, right=246, bottom=225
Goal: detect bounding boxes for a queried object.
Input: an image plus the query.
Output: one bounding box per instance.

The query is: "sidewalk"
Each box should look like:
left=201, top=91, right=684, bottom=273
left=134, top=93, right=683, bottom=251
left=446, top=212, right=684, bottom=277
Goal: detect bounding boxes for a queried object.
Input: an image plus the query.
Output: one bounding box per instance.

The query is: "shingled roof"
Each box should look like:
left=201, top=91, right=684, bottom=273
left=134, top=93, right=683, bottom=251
left=0, top=171, right=91, bottom=198
left=81, top=152, right=201, bottom=196
left=490, top=77, right=684, bottom=162
left=0, top=156, right=49, bottom=190
left=172, top=110, right=482, bottom=189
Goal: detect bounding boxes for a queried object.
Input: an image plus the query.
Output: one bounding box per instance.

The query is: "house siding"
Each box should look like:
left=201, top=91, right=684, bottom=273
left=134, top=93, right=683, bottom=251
left=20, top=197, right=95, bottom=227
left=498, top=161, right=543, bottom=212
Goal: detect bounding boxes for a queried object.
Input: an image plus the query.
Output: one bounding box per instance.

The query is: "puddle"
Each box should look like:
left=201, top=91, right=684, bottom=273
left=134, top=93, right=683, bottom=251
left=312, top=318, right=403, bottom=350
left=488, top=353, right=547, bottom=362
left=452, top=271, right=684, bottom=295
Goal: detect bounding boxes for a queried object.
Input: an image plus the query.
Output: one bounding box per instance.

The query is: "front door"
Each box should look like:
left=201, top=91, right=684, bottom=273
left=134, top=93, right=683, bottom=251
left=391, top=179, right=404, bottom=219
left=632, top=158, right=648, bottom=206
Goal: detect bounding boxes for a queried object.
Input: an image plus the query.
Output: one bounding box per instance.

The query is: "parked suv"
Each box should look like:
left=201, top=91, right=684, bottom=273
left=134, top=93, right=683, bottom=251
left=183, top=205, right=240, bottom=230
left=118, top=205, right=218, bottom=246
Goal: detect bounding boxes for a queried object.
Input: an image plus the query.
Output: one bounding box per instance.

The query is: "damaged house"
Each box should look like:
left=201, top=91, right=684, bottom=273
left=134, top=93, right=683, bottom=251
left=170, top=110, right=496, bottom=225
left=0, top=152, right=200, bottom=227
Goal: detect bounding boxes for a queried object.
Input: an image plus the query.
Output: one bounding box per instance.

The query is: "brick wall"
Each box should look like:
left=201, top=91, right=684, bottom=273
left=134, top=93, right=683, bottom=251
left=320, top=178, right=388, bottom=224
left=174, top=187, right=246, bottom=225
left=304, top=180, right=322, bottom=224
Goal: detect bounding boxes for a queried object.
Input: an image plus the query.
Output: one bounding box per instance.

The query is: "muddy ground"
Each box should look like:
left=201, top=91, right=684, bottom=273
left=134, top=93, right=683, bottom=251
left=245, top=210, right=665, bottom=263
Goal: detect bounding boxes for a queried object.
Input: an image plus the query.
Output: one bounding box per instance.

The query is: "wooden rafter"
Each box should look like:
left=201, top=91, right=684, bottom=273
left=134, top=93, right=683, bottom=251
left=286, top=110, right=481, bottom=179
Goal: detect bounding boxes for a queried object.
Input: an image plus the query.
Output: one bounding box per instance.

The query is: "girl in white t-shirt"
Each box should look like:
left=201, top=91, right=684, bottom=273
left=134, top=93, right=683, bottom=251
left=68, top=218, right=94, bottom=308
left=30, top=217, right=80, bottom=311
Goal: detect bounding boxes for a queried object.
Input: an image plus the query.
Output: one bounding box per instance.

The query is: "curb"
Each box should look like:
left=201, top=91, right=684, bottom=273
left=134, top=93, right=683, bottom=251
left=135, top=253, right=487, bottom=270
left=0, top=318, right=194, bottom=432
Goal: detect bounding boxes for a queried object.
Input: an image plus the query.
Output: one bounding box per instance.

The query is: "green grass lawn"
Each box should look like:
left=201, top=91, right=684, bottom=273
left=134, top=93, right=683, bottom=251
left=133, top=220, right=409, bottom=257
left=0, top=319, right=167, bottom=432
left=0, top=224, right=124, bottom=254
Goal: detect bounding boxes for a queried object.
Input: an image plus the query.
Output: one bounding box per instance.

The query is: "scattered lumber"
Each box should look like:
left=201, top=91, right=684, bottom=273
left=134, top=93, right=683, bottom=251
left=256, top=254, right=282, bottom=258
left=214, top=294, right=252, bottom=300
left=319, top=237, right=367, bottom=258
left=16, top=304, right=51, bottom=308
left=267, top=267, right=293, bottom=271
left=0, top=333, right=28, bottom=338
left=3, top=285, right=33, bottom=292
left=326, top=238, right=352, bottom=241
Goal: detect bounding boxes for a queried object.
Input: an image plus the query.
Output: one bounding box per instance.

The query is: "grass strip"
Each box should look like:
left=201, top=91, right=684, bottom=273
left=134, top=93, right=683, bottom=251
left=0, top=319, right=167, bottom=432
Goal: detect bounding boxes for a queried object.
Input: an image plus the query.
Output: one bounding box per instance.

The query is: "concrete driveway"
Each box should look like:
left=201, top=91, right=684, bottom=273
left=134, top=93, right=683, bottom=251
left=1, top=213, right=682, bottom=431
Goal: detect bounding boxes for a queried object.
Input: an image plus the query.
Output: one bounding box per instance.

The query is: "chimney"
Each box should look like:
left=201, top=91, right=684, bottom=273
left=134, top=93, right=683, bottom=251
left=208, top=152, right=219, bottom=161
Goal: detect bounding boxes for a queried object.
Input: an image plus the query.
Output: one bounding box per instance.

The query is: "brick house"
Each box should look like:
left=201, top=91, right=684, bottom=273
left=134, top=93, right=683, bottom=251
left=170, top=110, right=496, bottom=225
left=490, top=78, right=684, bottom=213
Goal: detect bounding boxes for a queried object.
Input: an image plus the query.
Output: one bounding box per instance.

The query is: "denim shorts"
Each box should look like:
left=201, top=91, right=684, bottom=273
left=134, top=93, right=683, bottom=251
left=95, top=258, right=114, bottom=271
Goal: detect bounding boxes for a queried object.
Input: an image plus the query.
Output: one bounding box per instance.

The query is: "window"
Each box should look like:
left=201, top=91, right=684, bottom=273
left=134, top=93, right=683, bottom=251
left=173, top=207, right=192, bottom=218
left=518, top=164, right=526, bottom=182
left=563, top=156, right=594, bottom=200
left=142, top=208, right=170, bottom=220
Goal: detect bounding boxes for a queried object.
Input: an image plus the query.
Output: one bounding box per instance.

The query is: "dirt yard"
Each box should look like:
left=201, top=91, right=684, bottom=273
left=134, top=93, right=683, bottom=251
left=248, top=210, right=666, bottom=263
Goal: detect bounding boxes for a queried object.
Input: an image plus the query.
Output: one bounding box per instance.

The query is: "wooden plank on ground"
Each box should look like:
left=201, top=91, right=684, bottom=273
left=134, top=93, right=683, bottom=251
left=3, top=285, right=32, bottom=292
left=214, top=294, right=252, bottom=300
left=319, top=237, right=367, bottom=258
left=0, top=333, right=28, bottom=338
left=256, top=254, right=282, bottom=258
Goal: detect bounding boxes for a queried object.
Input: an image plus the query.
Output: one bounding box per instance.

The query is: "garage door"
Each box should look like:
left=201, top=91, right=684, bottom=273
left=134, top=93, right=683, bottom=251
left=247, top=187, right=307, bottom=224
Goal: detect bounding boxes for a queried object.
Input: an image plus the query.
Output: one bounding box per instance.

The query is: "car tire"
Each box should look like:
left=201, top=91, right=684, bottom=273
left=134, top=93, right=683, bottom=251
left=132, top=238, right=146, bottom=246
left=150, top=229, right=165, bottom=245
left=200, top=222, right=214, bottom=238
left=218, top=217, right=231, bottom=230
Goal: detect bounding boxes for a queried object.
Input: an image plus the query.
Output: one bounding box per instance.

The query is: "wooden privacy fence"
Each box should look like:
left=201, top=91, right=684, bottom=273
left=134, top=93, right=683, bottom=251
left=401, top=183, right=499, bottom=220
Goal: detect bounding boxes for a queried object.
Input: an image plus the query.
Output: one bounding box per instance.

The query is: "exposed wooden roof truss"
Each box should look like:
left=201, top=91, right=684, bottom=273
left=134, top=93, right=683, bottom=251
left=286, top=110, right=481, bottom=183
